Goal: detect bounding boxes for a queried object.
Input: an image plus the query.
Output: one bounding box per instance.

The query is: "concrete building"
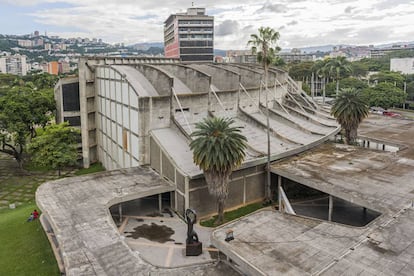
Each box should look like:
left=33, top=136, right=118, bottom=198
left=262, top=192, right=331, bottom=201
left=370, top=45, right=414, bottom=58
left=48, top=61, right=59, bottom=75
left=0, top=53, right=28, bottom=76
left=278, top=51, right=314, bottom=63
left=226, top=50, right=257, bottom=64
left=54, top=56, right=338, bottom=219
left=17, top=39, right=33, bottom=48
left=390, top=57, right=414, bottom=74
left=164, top=8, right=214, bottom=62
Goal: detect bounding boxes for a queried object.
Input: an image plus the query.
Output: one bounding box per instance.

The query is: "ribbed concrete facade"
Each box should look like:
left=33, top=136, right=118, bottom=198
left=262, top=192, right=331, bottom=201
left=54, top=57, right=339, bottom=217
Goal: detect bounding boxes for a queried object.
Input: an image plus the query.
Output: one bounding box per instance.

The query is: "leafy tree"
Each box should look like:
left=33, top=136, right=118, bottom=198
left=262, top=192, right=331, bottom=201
left=288, top=61, right=314, bottom=82
left=248, top=26, right=280, bottom=202
left=28, top=123, right=79, bottom=176
left=190, top=117, right=247, bottom=224
left=406, top=81, right=414, bottom=101
left=325, top=77, right=368, bottom=96
left=369, top=71, right=404, bottom=88
left=331, top=88, right=369, bottom=145
left=311, top=59, right=329, bottom=101
left=357, top=57, right=389, bottom=72
left=361, top=83, right=406, bottom=109
left=350, top=62, right=368, bottom=78
left=324, top=56, right=353, bottom=95
left=0, top=87, right=55, bottom=167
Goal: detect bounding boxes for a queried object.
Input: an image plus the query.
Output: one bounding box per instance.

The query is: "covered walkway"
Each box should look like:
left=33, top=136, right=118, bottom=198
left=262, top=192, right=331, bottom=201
left=36, top=167, right=236, bottom=275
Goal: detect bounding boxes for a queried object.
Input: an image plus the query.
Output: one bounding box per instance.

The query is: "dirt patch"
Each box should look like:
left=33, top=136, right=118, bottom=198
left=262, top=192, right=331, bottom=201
left=125, top=223, right=175, bottom=243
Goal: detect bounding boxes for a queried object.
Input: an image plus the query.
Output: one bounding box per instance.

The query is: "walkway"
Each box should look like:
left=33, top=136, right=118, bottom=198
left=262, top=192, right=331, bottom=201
left=36, top=166, right=238, bottom=276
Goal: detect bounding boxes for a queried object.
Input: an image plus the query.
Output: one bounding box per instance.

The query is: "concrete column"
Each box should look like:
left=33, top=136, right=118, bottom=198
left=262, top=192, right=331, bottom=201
left=158, top=194, right=162, bottom=213
left=118, top=203, right=123, bottom=223
left=184, top=177, right=189, bottom=210
left=278, top=175, right=282, bottom=212
left=328, top=195, right=333, bottom=221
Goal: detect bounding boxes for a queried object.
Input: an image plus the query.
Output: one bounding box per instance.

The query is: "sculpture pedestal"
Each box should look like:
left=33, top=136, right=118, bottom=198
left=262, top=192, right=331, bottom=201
left=186, top=242, right=203, bottom=256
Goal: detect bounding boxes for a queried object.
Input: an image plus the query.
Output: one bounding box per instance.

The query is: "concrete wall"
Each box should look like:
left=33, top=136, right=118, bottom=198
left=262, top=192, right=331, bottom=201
left=188, top=165, right=266, bottom=216
left=189, top=64, right=240, bottom=91
left=156, top=64, right=210, bottom=93
left=134, top=64, right=173, bottom=96
left=219, top=64, right=262, bottom=89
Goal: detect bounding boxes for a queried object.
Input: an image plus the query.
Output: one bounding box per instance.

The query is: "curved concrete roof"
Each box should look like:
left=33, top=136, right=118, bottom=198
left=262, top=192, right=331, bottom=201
left=112, top=65, right=159, bottom=97
left=36, top=167, right=235, bottom=275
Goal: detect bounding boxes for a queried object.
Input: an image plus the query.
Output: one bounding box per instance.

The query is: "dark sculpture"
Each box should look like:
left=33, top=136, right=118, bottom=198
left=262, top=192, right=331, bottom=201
left=185, top=209, right=202, bottom=256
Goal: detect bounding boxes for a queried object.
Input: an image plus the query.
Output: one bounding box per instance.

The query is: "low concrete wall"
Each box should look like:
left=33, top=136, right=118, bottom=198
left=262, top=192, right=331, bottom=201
left=156, top=64, right=210, bottom=93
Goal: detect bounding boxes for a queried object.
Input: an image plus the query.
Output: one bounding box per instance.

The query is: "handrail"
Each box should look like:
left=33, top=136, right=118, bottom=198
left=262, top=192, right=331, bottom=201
left=210, top=85, right=229, bottom=116
left=239, top=83, right=266, bottom=116
left=172, top=87, right=192, bottom=134
left=275, top=79, right=305, bottom=118
left=286, top=76, right=318, bottom=111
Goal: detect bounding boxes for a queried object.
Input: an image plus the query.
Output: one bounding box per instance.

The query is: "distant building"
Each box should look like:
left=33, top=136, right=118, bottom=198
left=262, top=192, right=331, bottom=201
left=17, top=39, right=33, bottom=48
left=370, top=46, right=414, bottom=59
left=58, top=61, right=71, bottom=74
left=0, top=53, right=28, bottom=76
left=390, top=58, right=414, bottom=74
left=226, top=50, right=257, bottom=64
left=164, top=7, right=214, bottom=62
left=48, top=61, right=59, bottom=75
left=278, top=51, right=314, bottom=63
left=34, top=30, right=40, bottom=37
left=45, top=43, right=52, bottom=51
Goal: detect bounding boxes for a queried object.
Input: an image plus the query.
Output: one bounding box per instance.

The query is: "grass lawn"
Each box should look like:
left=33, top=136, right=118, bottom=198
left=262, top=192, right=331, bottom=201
left=200, top=202, right=266, bottom=227
left=0, top=204, right=59, bottom=276
left=74, top=162, right=105, bottom=176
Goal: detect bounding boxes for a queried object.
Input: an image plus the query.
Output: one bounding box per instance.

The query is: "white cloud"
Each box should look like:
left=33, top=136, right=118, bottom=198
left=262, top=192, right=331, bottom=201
left=1, top=0, right=414, bottom=49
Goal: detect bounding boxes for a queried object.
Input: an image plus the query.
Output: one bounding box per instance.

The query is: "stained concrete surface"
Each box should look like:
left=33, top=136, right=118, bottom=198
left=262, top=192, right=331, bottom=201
left=212, top=115, right=414, bottom=275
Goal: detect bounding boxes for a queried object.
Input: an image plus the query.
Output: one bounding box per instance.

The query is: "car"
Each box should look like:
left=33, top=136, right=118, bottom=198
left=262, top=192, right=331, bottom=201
left=383, top=111, right=402, bottom=118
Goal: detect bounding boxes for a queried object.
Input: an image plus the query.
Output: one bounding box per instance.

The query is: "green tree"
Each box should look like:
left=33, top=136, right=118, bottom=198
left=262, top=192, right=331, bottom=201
left=248, top=26, right=280, bottom=202
left=325, top=77, right=368, bottom=96
left=331, top=88, right=369, bottom=145
left=324, top=56, right=353, bottom=95
left=28, top=123, right=79, bottom=176
left=190, top=117, right=247, bottom=224
left=350, top=62, right=368, bottom=78
left=311, top=59, right=329, bottom=101
left=369, top=71, right=405, bottom=88
left=362, top=83, right=406, bottom=109
left=288, top=61, right=314, bottom=82
left=0, top=87, right=55, bottom=167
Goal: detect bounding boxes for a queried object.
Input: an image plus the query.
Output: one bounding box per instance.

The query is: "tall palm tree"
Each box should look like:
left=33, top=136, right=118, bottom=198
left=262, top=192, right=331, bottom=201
left=324, top=56, right=352, bottom=96
left=190, top=117, right=247, bottom=224
left=312, top=60, right=328, bottom=101
left=331, top=88, right=369, bottom=145
left=248, top=27, right=280, bottom=202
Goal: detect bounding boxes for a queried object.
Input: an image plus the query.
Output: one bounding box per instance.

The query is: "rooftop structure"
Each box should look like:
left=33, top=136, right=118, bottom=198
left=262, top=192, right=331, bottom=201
left=212, top=115, right=414, bottom=275
left=47, top=56, right=341, bottom=274
left=164, top=8, right=214, bottom=62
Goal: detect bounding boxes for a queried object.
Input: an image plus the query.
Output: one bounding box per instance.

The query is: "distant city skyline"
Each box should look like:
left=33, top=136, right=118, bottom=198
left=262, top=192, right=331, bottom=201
left=0, top=0, right=413, bottom=50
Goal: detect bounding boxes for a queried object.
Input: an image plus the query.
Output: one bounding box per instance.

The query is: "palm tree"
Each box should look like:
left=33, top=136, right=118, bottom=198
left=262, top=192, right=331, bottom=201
left=190, top=117, right=247, bottom=224
left=312, top=60, right=328, bottom=101
left=324, top=56, right=352, bottom=96
left=248, top=27, right=280, bottom=202
left=331, top=88, right=369, bottom=145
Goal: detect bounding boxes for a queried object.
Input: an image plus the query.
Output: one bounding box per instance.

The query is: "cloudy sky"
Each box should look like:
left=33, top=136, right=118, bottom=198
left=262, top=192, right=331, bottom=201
left=0, top=0, right=413, bottom=50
